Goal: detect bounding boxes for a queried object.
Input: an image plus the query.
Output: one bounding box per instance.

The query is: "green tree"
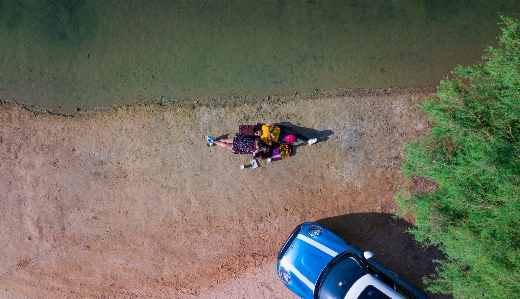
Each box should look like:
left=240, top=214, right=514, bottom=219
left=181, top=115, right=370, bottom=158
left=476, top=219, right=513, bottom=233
left=396, top=16, right=520, bottom=298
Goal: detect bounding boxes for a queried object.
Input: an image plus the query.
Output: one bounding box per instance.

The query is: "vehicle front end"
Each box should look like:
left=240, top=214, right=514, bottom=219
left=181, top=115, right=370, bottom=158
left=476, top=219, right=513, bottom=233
left=276, top=222, right=351, bottom=299
left=277, top=222, right=431, bottom=299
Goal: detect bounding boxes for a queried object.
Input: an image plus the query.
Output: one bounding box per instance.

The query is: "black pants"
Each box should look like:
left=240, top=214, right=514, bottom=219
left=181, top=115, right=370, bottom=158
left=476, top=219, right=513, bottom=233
left=278, top=127, right=308, bottom=143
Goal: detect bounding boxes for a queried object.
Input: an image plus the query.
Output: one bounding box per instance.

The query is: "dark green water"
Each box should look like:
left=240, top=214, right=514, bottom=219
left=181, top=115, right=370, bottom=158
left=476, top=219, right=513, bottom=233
left=1, top=1, right=519, bottom=114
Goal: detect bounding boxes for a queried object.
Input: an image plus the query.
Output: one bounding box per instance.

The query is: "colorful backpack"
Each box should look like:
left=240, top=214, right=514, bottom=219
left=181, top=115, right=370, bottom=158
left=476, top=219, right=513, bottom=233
left=278, top=143, right=292, bottom=158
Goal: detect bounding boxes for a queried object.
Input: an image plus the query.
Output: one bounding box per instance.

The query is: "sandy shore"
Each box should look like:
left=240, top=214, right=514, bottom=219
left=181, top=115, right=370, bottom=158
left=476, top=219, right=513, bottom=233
left=0, top=87, right=448, bottom=298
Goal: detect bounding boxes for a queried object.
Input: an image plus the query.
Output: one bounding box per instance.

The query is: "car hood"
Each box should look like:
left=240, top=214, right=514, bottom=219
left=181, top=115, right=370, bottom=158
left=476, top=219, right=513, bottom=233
left=278, top=231, right=349, bottom=298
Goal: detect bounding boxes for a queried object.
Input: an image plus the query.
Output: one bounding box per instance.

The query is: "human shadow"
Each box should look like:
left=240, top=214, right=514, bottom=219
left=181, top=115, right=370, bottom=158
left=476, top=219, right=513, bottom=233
left=274, top=122, right=334, bottom=157
left=317, top=213, right=452, bottom=299
left=215, top=133, right=230, bottom=140
left=276, top=121, right=334, bottom=144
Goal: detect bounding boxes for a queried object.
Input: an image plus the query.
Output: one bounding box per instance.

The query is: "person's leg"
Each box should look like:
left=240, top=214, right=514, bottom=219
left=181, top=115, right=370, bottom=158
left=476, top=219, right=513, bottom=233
left=280, top=128, right=308, bottom=143
left=213, top=140, right=233, bottom=150
left=293, top=132, right=308, bottom=143
left=216, top=137, right=234, bottom=144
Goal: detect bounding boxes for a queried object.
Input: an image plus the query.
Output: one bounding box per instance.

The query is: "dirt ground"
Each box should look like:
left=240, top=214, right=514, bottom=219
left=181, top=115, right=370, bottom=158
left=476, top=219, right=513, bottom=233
left=0, top=87, right=449, bottom=299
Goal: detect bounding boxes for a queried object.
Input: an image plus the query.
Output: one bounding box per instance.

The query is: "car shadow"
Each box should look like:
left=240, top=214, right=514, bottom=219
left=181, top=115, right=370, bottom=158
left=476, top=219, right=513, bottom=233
left=317, top=213, right=452, bottom=299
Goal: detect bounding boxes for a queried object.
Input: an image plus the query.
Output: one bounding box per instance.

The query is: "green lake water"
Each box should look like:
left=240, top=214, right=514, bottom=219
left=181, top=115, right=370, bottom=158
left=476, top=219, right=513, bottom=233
left=1, top=1, right=519, bottom=114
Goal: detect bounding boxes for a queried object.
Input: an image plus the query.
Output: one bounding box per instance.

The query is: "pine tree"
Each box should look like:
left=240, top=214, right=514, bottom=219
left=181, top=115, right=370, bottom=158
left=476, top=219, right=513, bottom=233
left=396, top=16, right=520, bottom=298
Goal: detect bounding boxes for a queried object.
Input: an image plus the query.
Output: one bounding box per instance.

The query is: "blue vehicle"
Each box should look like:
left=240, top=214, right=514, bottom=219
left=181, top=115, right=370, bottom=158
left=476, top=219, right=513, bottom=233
left=277, top=222, right=430, bottom=299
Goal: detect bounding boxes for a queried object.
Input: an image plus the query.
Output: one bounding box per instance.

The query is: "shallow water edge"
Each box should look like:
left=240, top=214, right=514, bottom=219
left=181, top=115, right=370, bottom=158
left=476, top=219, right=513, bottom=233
left=0, top=85, right=436, bottom=117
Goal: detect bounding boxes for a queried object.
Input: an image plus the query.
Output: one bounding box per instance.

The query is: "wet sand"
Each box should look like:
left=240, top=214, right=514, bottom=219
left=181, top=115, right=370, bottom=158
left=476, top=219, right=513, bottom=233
left=0, top=87, right=448, bottom=298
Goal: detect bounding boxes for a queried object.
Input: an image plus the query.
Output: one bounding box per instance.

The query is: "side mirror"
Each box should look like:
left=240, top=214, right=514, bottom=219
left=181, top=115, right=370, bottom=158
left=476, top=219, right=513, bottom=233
left=363, top=251, right=374, bottom=259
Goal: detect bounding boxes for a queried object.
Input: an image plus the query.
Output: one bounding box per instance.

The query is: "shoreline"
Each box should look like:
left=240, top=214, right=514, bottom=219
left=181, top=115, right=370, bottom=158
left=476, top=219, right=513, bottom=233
left=0, top=85, right=436, bottom=117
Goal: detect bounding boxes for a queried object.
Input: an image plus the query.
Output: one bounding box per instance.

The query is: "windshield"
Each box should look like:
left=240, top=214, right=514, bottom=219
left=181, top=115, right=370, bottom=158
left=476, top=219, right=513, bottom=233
left=317, top=256, right=366, bottom=299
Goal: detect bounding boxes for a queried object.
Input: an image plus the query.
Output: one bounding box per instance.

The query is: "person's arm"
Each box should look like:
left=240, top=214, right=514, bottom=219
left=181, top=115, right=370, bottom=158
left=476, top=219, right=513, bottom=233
left=252, top=140, right=260, bottom=158
left=267, top=124, right=275, bottom=145
left=267, top=134, right=273, bottom=146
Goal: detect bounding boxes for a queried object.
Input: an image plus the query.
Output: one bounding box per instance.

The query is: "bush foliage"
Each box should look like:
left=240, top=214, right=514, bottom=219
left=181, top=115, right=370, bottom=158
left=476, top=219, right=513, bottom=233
left=396, top=17, right=520, bottom=298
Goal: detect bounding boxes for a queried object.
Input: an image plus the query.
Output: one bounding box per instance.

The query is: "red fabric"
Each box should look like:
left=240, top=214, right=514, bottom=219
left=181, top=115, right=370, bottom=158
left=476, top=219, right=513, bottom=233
left=239, top=125, right=256, bottom=136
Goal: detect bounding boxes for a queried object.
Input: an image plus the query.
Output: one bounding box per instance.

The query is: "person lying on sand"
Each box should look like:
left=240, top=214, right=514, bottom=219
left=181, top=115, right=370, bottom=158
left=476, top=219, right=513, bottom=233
left=207, top=134, right=271, bottom=159
left=253, top=123, right=317, bottom=147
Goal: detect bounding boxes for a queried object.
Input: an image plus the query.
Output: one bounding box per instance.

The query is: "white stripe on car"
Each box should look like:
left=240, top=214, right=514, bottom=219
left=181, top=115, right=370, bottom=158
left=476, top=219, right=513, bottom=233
left=297, top=234, right=339, bottom=257
left=281, top=256, right=315, bottom=291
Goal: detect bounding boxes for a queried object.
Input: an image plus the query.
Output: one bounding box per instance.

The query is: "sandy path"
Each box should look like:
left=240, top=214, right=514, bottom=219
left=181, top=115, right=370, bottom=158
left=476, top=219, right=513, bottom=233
left=0, top=88, right=446, bottom=298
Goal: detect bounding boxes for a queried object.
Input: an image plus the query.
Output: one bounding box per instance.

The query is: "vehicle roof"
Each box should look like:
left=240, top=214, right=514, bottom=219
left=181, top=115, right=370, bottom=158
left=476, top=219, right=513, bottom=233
left=343, top=274, right=405, bottom=299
